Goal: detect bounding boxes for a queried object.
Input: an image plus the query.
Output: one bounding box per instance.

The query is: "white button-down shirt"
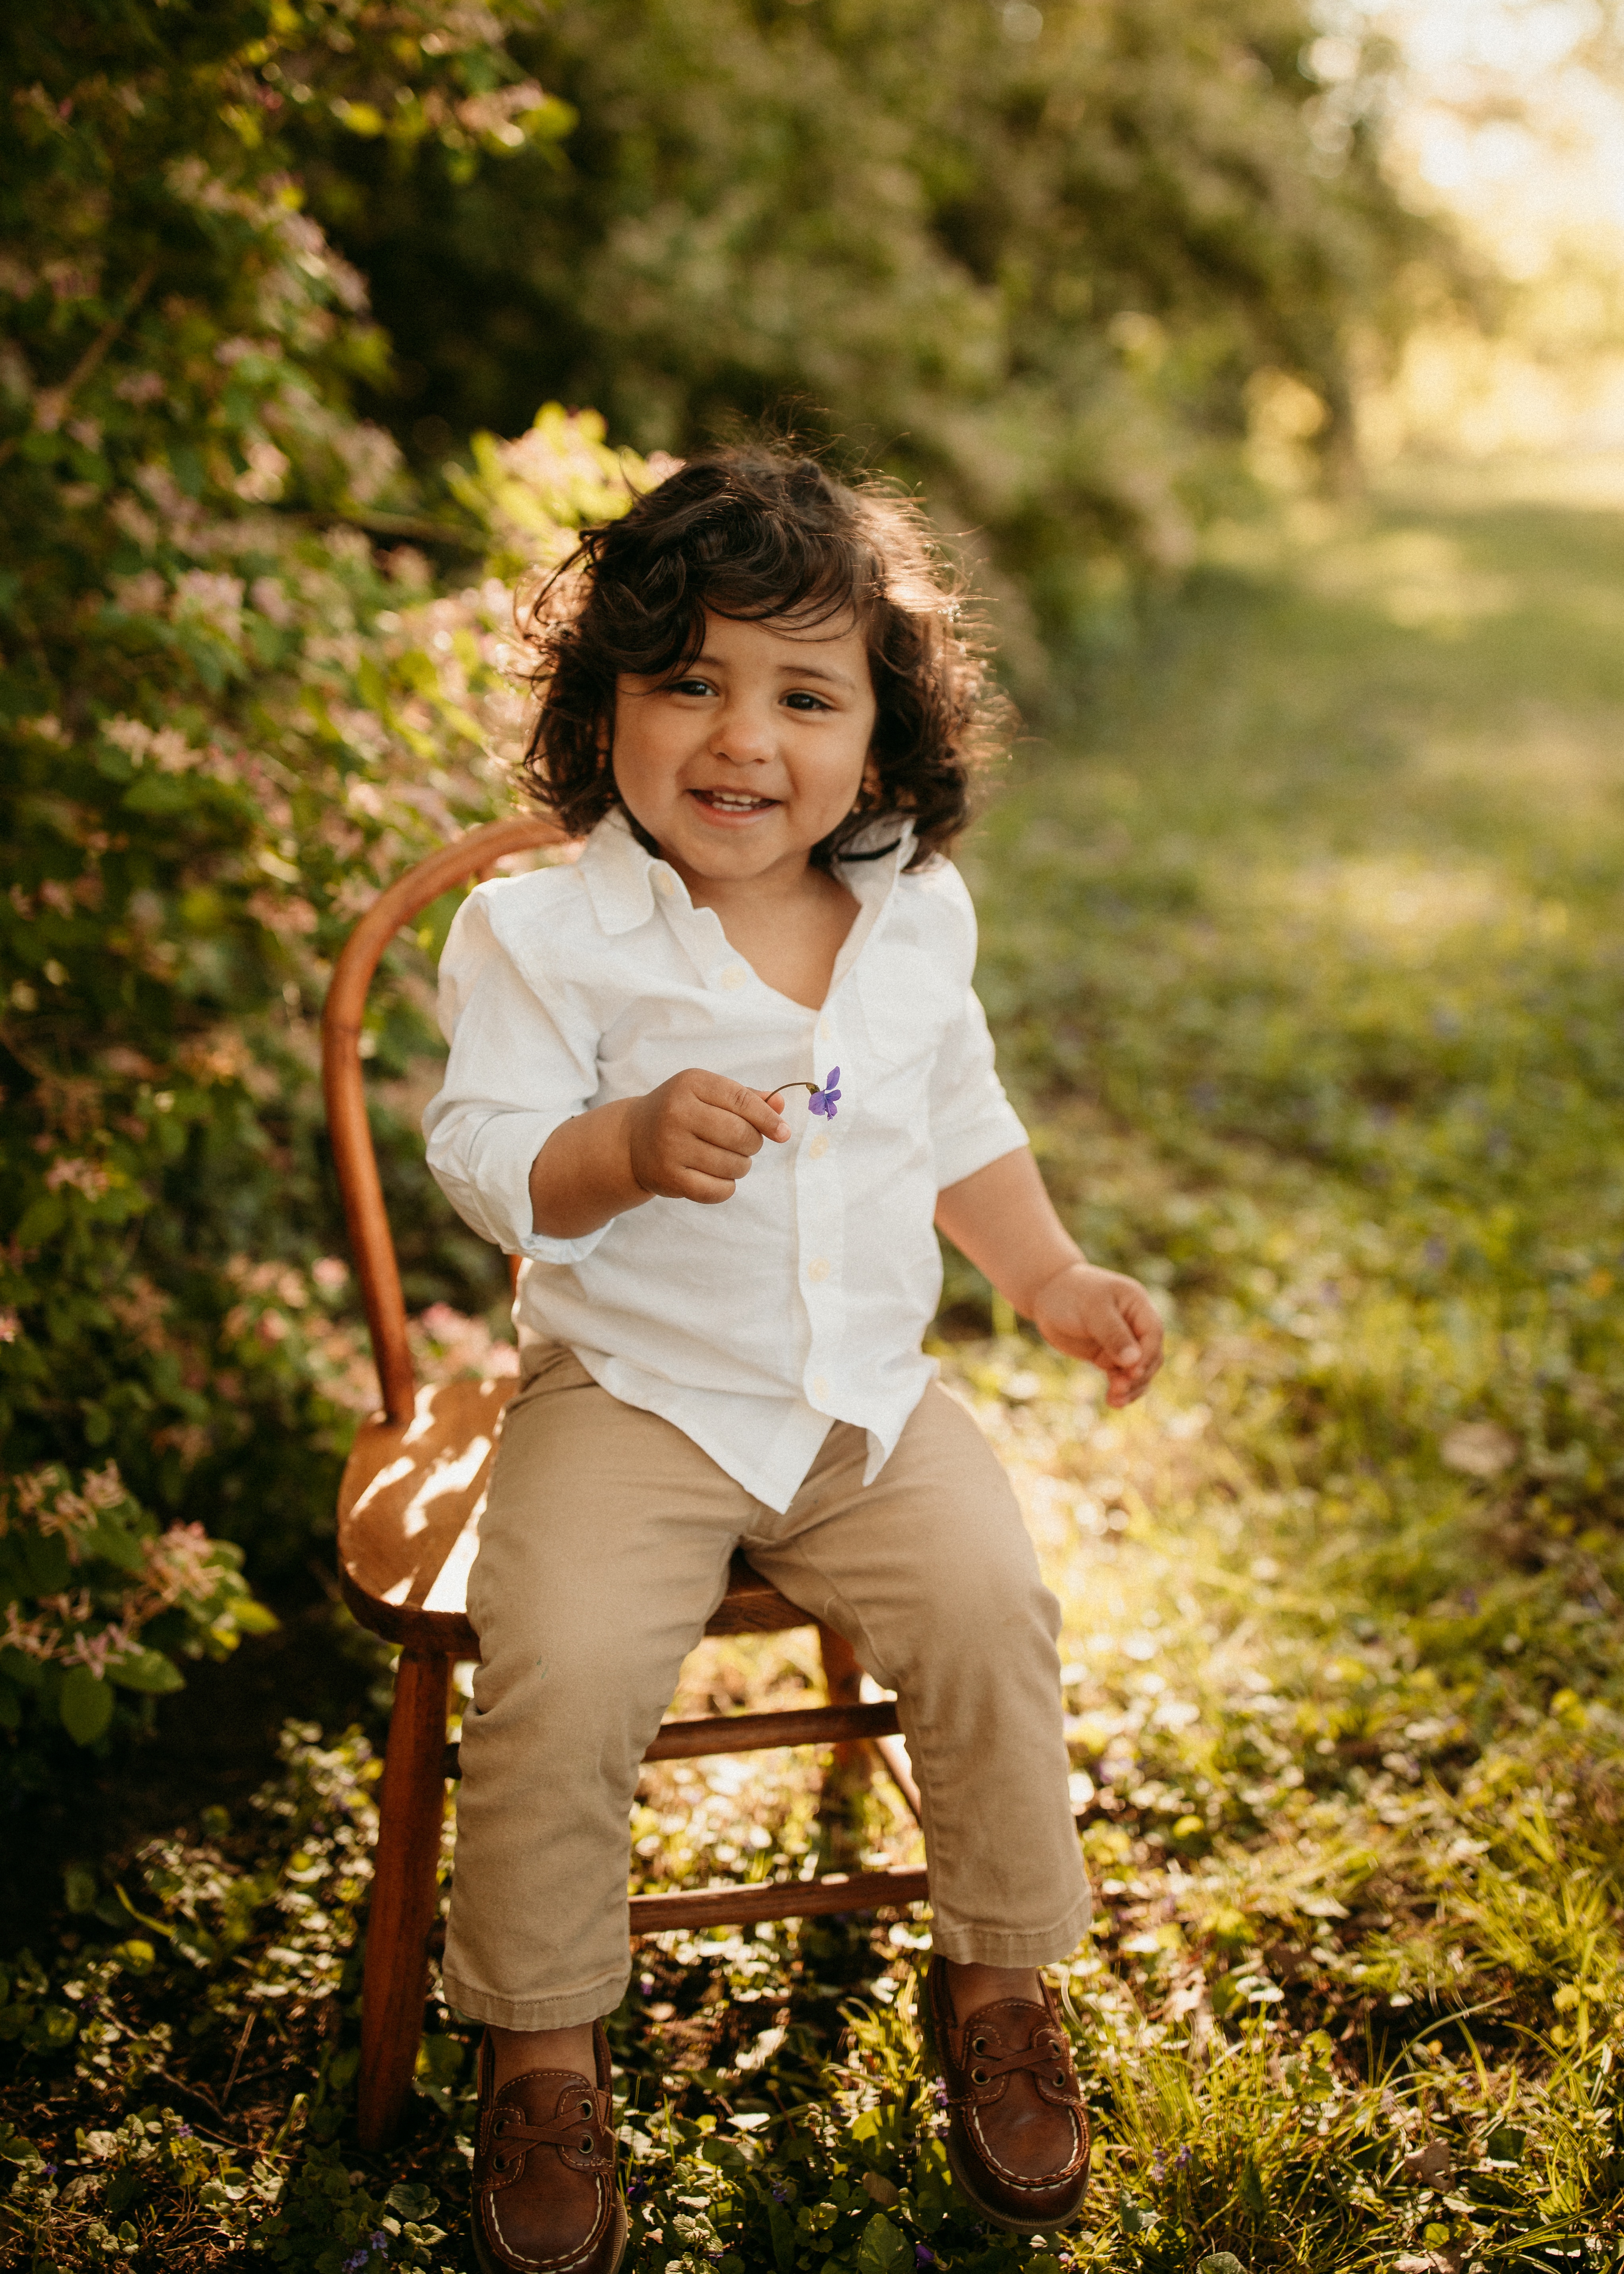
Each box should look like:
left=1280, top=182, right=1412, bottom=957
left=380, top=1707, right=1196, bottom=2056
left=422, top=810, right=1027, bottom=1511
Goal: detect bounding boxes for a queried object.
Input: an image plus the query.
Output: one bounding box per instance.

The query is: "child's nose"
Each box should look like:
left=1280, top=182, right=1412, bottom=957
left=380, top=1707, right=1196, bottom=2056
left=708, top=697, right=776, bottom=764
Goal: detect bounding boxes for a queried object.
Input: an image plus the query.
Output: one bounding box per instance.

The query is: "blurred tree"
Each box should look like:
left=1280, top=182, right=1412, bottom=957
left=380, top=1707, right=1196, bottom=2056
left=303, top=0, right=1437, bottom=673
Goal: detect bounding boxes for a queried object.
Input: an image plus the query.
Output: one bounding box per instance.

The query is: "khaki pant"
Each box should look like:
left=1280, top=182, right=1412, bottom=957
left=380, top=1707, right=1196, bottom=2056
left=443, top=1346, right=1090, bottom=2031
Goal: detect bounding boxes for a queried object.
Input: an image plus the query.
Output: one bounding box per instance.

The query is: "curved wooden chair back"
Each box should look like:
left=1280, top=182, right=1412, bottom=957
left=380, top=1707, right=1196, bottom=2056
left=321, top=814, right=927, bottom=2151
left=323, top=812, right=562, bottom=1430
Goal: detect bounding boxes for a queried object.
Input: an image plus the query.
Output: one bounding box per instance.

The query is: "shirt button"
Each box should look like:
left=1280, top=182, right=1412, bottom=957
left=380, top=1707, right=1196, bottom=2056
left=811, top=1375, right=830, bottom=1402
left=807, top=1257, right=830, bottom=1283
left=719, top=965, right=747, bottom=991
left=818, top=1016, right=833, bottom=1042
left=655, top=872, right=676, bottom=898
left=809, top=1132, right=829, bottom=1161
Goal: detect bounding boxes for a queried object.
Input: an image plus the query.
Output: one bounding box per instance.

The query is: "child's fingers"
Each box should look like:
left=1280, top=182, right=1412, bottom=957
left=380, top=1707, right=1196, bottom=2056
left=688, top=1099, right=769, bottom=1159
left=690, top=1072, right=790, bottom=1144
left=672, top=1168, right=741, bottom=1205
left=680, top=1139, right=759, bottom=1186
left=1118, top=1285, right=1165, bottom=1371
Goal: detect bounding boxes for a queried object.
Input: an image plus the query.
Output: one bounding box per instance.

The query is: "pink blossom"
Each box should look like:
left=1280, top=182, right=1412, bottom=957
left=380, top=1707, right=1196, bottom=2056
left=45, top=1157, right=112, bottom=1200
left=1, top=1605, right=54, bottom=1662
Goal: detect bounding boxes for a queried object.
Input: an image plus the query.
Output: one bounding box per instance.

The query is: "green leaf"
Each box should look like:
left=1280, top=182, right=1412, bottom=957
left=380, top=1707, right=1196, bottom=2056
left=855, top=2211, right=909, bottom=2274
left=108, top=1647, right=186, bottom=1695
left=20, top=1530, right=71, bottom=1593
left=59, top=1664, right=114, bottom=1745
left=62, top=1862, right=98, bottom=1913
left=1485, top=2124, right=1526, bottom=2164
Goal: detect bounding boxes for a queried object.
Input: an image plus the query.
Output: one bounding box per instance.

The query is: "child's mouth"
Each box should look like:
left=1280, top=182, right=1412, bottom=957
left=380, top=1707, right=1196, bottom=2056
left=689, top=788, right=779, bottom=820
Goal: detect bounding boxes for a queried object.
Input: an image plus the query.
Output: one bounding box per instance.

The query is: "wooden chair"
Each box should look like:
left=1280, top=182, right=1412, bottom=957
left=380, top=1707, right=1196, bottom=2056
left=322, top=814, right=928, bottom=2149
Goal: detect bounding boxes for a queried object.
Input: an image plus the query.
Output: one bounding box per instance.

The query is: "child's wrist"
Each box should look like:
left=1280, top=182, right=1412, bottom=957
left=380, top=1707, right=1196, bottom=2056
left=1019, top=1250, right=1090, bottom=1321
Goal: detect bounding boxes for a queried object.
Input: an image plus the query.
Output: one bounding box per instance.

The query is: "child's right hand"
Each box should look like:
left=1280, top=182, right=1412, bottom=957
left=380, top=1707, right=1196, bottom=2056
left=626, top=1070, right=790, bottom=1205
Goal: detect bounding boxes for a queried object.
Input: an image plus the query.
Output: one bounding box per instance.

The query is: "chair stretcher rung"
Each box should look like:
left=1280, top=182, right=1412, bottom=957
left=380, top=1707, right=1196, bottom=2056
left=440, top=1698, right=902, bottom=1782
left=628, top=1865, right=929, bottom=1934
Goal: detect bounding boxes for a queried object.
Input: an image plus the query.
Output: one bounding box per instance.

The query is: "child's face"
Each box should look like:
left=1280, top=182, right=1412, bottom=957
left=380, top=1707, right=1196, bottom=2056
left=611, top=609, right=877, bottom=890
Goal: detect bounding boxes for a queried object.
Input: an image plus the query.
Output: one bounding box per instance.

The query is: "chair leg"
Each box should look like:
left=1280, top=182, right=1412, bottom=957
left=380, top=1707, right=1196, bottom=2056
left=815, top=1623, right=873, bottom=1867
left=357, top=1649, right=453, bottom=2151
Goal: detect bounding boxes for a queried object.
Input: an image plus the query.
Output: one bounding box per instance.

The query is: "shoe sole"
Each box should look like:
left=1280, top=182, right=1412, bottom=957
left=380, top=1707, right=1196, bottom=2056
left=470, top=2193, right=628, bottom=2274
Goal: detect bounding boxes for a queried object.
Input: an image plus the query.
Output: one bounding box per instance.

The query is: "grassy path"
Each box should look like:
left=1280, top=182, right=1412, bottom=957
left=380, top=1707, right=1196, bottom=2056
left=8, top=461, right=1624, bottom=2270
left=944, top=457, right=1624, bottom=2268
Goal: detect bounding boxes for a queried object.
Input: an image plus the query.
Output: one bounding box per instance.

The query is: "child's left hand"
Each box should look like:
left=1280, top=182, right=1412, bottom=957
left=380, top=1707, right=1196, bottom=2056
left=1030, top=1261, right=1164, bottom=1407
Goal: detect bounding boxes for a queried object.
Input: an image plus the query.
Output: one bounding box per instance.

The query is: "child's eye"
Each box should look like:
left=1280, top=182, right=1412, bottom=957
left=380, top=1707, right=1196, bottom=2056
left=783, top=690, right=831, bottom=712
left=670, top=675, right=715, bottom=698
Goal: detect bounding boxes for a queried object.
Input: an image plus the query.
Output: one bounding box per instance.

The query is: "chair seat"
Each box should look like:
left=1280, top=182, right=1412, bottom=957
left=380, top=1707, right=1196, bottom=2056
left=337, top=1376, right=807, bottom=1655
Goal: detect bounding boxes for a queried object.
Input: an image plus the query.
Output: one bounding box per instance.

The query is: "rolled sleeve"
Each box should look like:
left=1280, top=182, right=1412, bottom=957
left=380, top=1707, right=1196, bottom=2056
left=929, top=985, right=1029, bottom=1190
left=422, top=890, right=611, bottom=1262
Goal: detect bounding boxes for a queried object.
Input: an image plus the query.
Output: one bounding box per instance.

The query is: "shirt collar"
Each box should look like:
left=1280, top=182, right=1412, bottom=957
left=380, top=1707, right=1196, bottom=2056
left=578, top=806, right=919, bottom=936
left=578, top=808, right=663, bottom=935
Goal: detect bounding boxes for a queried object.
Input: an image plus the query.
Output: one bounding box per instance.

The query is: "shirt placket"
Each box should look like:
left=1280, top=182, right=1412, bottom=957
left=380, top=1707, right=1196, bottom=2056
left=797, top=999, right=846, bottom=1412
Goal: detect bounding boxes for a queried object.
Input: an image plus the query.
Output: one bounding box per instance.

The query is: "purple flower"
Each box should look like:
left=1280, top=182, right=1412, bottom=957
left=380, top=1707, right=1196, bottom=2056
left=771, top=2183, right=791, bottom=2203
left=915, top=2249, right=938, bottom=2268
left=807, top=1067, right=841, bottom=1119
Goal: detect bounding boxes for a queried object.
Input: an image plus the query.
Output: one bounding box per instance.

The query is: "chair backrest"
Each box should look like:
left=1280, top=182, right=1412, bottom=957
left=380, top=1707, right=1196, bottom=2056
left=320, top=813, right=566, bottom=1425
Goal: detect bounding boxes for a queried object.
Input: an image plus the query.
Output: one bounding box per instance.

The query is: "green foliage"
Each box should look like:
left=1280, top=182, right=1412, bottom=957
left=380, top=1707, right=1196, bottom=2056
left=0, top=1460, right=272, bottom=1757
left=0, top=1, right=647, bottom=1761
left=308, top=0, right=1441, bottom=674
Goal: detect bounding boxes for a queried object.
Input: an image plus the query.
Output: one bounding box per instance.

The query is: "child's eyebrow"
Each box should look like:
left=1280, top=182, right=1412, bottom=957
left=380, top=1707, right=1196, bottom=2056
left=690, top=651, right=861, bottom=692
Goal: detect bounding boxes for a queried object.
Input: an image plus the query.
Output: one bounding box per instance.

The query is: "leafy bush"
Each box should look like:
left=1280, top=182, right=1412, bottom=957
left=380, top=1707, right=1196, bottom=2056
left=309, top=0, right=1445, bottom=680
left=0, top=1460, right=273, bottom=1753
left=0, top=4, right=646, bottom=1782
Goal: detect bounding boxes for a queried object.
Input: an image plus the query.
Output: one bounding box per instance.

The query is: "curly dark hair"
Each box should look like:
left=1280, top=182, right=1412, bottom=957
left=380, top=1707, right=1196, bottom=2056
left=516, top=447, right=1005, bottom=871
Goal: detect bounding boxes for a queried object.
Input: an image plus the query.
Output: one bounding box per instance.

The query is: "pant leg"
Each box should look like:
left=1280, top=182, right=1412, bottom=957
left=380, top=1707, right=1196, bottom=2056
left=444, top=1346, right=750, bottom=2031
left=743, top=1383, right=1089, bottom=1969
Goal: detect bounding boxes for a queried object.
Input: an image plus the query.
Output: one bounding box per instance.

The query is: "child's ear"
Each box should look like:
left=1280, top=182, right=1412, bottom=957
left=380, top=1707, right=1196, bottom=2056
left=858, top=757, right=882, bottom=808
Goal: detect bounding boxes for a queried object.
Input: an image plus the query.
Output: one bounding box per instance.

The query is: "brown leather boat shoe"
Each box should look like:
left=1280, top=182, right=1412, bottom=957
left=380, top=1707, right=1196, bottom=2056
left=470, top=2025, right=628, bottom=2274
left=924, top=1957, right=1090, bottom=2235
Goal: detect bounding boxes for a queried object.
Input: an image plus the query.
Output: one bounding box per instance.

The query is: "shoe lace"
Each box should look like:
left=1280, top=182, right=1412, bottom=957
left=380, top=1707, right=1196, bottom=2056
left=492, top=2094, right=605, bottom=2166
left=965, top=2026, right=1075, bottom=2093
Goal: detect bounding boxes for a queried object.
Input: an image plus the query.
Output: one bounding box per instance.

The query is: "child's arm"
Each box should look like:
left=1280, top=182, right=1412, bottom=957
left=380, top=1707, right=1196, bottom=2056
left=935, top=1148, right=1163, bottom=1407
left=529, top=1073, right=791, bottom=1239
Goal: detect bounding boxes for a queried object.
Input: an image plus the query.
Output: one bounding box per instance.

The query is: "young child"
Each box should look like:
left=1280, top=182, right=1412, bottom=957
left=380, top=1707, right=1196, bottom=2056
left=423, top=450, right=1163, bottom=2274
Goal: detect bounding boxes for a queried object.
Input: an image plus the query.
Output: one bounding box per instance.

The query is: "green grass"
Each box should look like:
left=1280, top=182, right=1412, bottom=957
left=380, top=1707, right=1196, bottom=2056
left=8, top=457, right=1624, bottom=2270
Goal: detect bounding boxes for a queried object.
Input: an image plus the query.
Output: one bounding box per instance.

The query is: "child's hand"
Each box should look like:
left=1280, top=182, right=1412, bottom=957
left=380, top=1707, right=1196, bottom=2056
left=626, top=1070, right=790, bottom=1205
left=1030, top=1261, right=1164, bottom=1406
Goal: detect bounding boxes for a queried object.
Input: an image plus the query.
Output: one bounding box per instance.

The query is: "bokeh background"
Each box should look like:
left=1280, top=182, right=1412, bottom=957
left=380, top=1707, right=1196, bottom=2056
left=5, top=4, right=1624, bottom=2268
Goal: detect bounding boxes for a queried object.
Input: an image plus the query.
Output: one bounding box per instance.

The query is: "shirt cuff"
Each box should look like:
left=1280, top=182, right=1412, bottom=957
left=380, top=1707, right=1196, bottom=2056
left=933, top=1101, right=1029, bottom=1190
left=515, top=1222, right=613, bottom=1267
left=430, top=1107, right=620, bottom=1267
